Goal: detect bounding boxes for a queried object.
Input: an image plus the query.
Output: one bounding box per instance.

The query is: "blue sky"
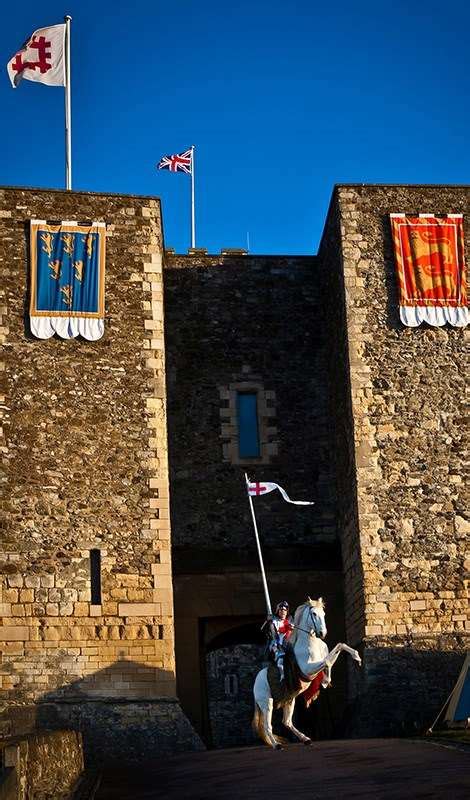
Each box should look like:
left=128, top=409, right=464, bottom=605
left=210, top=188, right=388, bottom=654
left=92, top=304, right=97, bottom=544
left=1, top=1, right=469, bottom=253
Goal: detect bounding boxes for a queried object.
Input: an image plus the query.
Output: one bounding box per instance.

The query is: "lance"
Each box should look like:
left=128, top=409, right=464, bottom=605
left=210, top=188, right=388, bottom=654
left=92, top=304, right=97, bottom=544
left=245, top=473, right=272, bottom=617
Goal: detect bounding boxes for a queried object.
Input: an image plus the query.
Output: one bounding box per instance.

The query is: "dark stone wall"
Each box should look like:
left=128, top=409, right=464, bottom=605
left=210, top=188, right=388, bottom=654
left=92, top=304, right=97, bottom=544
left=348, top=636, right=467, bottom=737
left=206, top=644, right=264, bottom=748
left=317, top=190, right=365, bottom=646
left=164, top=254, right=339, bottom=556
left=34, top=699, right=204, bottom=765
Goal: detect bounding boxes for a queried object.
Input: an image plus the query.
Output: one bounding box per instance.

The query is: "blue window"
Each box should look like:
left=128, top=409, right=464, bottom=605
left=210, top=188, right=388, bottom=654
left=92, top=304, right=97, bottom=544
left=237, top=392, right=260, bottom=458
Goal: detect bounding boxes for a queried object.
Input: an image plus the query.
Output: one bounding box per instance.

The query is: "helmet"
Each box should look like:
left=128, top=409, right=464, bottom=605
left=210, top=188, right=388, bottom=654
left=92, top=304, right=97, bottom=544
left=276, top=600, right=289, bottom=611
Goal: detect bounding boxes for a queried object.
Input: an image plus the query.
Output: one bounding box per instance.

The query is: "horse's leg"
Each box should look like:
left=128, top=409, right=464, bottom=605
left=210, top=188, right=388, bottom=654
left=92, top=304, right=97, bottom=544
left=339, top=643, right=361, bottom=663
left=260, top=697, right=282, bottom=750
left=282, top=697, right=311, bottom=745
left=325, top=642, right=361, bottom=668
left=321, top=664, right=331, bottom=688
left=318, top=642, right=361, bottom=687
left=254, top=668, right=282, bottom=750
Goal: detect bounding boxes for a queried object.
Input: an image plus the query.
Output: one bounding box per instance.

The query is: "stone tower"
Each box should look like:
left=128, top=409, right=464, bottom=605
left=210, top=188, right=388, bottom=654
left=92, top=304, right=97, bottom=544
left=0, top=187, right=202, bottom=760
left=319, top=185, right=469, bottom=733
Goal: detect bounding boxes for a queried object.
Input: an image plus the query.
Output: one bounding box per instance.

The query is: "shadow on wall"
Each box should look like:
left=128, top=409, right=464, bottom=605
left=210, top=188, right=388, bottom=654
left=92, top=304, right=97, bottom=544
left=346, top=644, right=466, bottom=738
left=380, top=215, right=403, bottom=330
left=1, top=659, right=201, bottom=766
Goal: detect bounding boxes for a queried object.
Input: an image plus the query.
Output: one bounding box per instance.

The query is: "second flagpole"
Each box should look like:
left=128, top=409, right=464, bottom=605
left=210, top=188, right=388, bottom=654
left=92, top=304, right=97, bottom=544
left=245, top=473, right=272, bottom=617
left=190, top=145, right=195, bottom=248
left=64, top=15, right=72, bottom=190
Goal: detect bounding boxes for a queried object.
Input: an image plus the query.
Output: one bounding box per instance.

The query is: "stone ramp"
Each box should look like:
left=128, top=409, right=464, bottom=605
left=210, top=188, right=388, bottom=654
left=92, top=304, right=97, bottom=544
left=94, top=738, right=470, bottom=799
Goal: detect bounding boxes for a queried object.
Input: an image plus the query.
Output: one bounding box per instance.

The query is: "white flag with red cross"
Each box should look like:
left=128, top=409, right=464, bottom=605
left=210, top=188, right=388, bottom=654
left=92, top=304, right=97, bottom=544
left=7, top=24, right=65, bottom=88
left=247, top=480, right=314, bottom=505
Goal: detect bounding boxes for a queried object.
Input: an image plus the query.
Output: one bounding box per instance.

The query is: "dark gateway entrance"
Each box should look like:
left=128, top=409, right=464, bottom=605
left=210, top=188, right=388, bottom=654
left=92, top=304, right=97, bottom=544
left=173, top=561, right=347, bottom=747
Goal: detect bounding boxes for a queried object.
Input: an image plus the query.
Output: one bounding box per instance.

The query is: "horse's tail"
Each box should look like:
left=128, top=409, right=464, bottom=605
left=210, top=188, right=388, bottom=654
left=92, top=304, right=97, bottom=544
left=252, top=702, right=272, bottom=747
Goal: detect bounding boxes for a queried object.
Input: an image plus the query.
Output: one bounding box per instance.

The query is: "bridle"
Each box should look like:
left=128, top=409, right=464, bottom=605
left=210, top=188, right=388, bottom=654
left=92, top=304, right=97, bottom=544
left=292, top=605, right=325, bottom=638
left=262, top=604, right=325, bottom=637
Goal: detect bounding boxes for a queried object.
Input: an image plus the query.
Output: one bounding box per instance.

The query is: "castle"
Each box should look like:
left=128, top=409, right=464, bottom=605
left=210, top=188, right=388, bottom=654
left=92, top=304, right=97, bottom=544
left=0, top=183, right=468, bottom=788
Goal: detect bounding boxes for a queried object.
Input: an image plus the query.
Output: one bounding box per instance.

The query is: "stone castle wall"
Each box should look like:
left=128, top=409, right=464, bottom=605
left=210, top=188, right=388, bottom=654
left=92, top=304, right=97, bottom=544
left=1, top=182, right=468, bottom=749
left=0, top=187, right=201, bottom=756
left=322, top=185, right=469, bottom=732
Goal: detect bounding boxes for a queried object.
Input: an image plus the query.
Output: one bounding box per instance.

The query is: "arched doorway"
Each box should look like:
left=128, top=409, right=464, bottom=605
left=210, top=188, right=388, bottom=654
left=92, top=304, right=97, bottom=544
left=173, top=567, right=346, bottom=746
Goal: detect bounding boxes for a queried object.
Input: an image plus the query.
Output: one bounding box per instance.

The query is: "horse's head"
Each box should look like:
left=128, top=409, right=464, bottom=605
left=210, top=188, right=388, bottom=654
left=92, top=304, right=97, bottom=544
left=304, top=596, right=327, bottom=639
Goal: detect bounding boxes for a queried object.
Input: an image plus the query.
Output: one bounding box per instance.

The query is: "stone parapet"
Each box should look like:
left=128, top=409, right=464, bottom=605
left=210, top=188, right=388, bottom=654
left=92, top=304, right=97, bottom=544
left=36, top=698, right=205, bottom=764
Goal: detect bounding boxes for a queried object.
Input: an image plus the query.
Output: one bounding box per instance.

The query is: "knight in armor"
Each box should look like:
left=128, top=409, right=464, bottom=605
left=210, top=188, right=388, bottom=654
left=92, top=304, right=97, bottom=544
left=267, top=600, right=293, bottom=680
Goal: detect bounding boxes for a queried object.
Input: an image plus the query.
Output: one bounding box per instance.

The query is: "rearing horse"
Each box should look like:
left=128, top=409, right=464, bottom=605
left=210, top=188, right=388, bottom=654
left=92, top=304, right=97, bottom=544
left=252, top=597, right=361, bottom=749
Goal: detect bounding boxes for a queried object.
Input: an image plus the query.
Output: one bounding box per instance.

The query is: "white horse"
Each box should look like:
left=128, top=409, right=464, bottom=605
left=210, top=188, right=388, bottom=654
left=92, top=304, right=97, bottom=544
left=252, top=597, right=361, bottom=749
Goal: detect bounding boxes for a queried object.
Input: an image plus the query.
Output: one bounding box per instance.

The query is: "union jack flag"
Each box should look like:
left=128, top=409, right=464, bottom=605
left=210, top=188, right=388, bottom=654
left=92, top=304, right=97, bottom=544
left=157, top=148, right=192, bottom=174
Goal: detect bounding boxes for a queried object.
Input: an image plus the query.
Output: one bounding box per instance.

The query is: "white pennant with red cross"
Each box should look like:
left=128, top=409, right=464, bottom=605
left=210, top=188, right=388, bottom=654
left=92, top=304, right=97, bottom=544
left=247, top=481, right=314, bottom=505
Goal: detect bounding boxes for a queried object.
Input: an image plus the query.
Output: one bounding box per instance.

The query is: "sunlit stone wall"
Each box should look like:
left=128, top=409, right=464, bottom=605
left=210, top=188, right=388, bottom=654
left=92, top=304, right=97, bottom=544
left=0, top=186, right=201, bottom=756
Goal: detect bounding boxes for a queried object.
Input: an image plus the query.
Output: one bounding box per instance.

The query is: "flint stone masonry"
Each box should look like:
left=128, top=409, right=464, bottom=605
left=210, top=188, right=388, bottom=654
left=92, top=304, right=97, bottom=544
left=0, top=187, right=201, bottom=756
left=35, top=699, right=205, bottom=765
left=319, top=185, right=469, bottom=732
left=0, top=729, right=84, bottom=800
left=206, top=644, right=264, bottom=748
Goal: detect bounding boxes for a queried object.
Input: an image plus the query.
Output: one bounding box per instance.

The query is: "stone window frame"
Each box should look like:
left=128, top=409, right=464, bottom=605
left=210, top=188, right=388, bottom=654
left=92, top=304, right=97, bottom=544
left=219, top=381, right=278, bottom=465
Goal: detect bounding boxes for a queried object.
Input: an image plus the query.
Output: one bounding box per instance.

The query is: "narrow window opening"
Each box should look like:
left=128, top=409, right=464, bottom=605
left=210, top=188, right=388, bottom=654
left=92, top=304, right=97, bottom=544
left=90, top=549, right=101, bottom=605
left=236, top=392, right=260, bottom=458
left=224, top=674, right=238, bottom=696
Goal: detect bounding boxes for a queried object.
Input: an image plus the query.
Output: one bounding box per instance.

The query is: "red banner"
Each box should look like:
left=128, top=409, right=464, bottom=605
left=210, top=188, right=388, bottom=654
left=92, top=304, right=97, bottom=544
left=390, top=214, right=468, bottom=327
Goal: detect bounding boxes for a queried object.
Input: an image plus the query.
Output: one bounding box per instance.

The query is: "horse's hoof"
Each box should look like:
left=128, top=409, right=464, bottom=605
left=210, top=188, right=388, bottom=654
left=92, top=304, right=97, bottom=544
left=303, top=739, right=312, bottom=746
left=274, top=744, right=284, bottom=751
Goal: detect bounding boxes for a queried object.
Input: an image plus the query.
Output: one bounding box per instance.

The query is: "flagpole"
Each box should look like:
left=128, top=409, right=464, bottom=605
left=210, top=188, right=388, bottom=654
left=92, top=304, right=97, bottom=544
left=190, top=145, right=195, bottom=248
left=245, top=473, right=272, bottom=617
left=64, top=15, right=72, bottom=190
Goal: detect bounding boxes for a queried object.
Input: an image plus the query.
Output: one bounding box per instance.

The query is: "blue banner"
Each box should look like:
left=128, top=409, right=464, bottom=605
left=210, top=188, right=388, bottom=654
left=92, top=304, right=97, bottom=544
left=30, top=221, right=105, bottom=318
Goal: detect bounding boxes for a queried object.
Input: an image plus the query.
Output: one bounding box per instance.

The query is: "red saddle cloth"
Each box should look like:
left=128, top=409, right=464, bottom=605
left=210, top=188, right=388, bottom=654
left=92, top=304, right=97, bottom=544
left=302, top=670, right=324, bottom=708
